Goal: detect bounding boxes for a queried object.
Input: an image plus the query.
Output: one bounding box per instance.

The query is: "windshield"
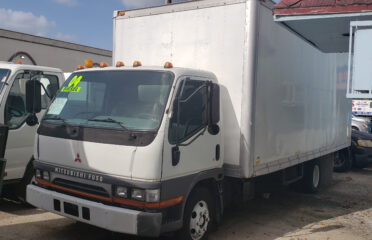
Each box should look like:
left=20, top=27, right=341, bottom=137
left=0, top=69, right=10, bottom=92
left=44, top=70, right=174, bottom=131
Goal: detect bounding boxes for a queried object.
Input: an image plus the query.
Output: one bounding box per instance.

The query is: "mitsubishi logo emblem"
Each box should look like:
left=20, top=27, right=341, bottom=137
left=74, top=153, right=82, bottom=163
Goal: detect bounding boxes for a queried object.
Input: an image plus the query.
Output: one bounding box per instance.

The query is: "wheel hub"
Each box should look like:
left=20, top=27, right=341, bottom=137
left=189, top=200, right=210, bottom=240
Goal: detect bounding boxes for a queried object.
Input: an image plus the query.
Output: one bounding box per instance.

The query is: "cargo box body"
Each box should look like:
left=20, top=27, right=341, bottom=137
left=113, top=0, right=351, bottom=179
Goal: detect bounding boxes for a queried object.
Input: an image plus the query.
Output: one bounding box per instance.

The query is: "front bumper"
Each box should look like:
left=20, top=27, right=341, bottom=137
left=26, top=185, right=162, bottom=237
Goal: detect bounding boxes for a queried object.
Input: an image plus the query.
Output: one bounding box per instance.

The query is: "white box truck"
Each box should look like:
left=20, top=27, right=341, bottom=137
left=0, top=62, right=65, bottom=200
left=26, top=0, right=351, bottom=239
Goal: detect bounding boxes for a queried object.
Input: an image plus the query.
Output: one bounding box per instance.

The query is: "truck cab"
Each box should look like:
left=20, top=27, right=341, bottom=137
left=0, top=62, right=64, bottom=198
left=27, top=64, right=222, bottom=238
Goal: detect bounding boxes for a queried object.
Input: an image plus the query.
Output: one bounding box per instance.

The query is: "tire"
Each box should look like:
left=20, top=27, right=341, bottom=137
left=334, top=148, right=352, bottom=172
left=352, top=126, right=359, bottom=131
left=177, top=187, right=215, bottom=240
left=303, top=160, right=321, bottom=193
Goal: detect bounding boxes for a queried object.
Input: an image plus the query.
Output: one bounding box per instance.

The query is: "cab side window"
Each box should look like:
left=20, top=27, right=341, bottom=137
left=169, top=79, right=208, bottom=144
left=5, top=73, right=59, bottom=129
left=5, top=74, right=28, bottom=129
left=40, top=75, right=59, bottom=109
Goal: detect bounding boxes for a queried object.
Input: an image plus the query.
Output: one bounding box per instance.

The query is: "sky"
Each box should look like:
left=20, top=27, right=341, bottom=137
left=0, top=0, right=278, bottom=51
left=0, top=0, right=189, bottom=50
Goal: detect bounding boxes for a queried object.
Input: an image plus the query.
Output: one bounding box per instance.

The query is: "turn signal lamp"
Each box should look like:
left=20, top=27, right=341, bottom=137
left=118, top=11, right=125, bottom=16
left=17, top=61, right=22, bottom=64
left=116, top=61, right=125, bottom=67
left=84, top=59, right=93, bottom=68
left=133, top=61, right=142, bottom=67
left=76, top=65, right=85, bottom=70
left=100, top=62, right=109, bottom=68
left=164, top=62, right=173, bottom=68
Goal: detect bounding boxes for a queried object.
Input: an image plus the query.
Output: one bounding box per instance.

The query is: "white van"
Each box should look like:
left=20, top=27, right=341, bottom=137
left=0, top=62, right=64, bottom=199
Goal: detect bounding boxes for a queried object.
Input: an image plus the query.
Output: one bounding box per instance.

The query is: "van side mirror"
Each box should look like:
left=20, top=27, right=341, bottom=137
left=208, top=83, right=220, bottom=135
left=210, top=83, right=220, bottom=124
left=26, top=80, right=42, bottom=114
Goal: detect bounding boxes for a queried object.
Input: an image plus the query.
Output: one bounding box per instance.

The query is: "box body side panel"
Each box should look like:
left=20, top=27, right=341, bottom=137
left=252, top=4, right=351, bottom=177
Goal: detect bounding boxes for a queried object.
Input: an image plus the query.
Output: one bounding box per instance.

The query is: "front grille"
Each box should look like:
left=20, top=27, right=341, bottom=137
left=53, top=178, right=110, bottom=197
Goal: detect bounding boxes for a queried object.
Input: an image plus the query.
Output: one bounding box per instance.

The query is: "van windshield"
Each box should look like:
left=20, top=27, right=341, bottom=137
left=0, top=69, right=10, bottom=92
left=44, top=70, right=174, bottom=131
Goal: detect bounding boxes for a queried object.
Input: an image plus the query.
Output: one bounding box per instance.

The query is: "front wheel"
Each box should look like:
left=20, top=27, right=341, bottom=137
left=177, top=187, right=215, bottom=240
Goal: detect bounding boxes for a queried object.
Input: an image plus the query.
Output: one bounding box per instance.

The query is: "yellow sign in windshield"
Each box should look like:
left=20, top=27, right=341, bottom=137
left=61, top=75, right=82, bottom=92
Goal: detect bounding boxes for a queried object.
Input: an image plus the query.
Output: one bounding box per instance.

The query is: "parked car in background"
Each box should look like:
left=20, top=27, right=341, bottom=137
left=352, top=99, right=372, bottom=116
left=334, top=130, right=372, bottom=171
left=352, top=114, right=372, bottom=133
left=351, top=130, right=372, bottom=169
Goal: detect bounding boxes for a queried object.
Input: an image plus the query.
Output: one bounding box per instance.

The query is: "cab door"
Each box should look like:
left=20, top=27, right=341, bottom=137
left=162, top=76, right=222, bottom=181
left=2, top=71, right=60, bottom=180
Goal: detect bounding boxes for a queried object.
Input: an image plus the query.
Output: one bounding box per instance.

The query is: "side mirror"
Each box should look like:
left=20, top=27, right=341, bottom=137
left=172, top=146, right=180, bottom=166
left=208, top=83, right=220, bottom=135
left=26, top=80, right=42, bottom=114
left=210, top=83, right=220, bottom=125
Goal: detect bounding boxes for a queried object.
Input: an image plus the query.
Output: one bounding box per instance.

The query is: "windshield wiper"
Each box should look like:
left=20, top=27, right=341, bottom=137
left=43, top=116, right=71, bottom=126
left=88, top=118, right=129, bottom=131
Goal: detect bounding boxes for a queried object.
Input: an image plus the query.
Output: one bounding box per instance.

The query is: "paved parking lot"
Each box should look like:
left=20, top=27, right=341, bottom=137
left=0, top=167, right=372, bottom=240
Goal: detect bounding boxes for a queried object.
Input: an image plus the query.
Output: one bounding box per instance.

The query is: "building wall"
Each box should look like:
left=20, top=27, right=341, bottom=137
left=0, top=30, right=112, bottom=72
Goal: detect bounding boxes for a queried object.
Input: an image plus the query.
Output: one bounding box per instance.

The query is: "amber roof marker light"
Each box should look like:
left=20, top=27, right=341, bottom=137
left=164, top=62, right=173, bottom=68
left=100, top=62, right=109, bottom=68
left=76, top=65, right=85, bottom=70
left=116, top=61, right=125, bottom=67
left=133, top=61, right=142, bottom=67
left=84, top=59, right=93, bottom=68
left=118, top=11, right=125, bottom=16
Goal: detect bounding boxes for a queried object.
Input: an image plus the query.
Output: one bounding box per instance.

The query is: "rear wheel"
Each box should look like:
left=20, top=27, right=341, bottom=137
left=334, top=148, right=352, bottom=172
left=303, top=160, right=321, bottom=193
left=177, top=187, right=215, bottom=240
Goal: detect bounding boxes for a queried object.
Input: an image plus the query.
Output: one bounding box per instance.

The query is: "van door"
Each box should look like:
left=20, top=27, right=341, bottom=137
left=162, top=76, right=222, bottom=181
left=2, top=71, right=60, bottom=180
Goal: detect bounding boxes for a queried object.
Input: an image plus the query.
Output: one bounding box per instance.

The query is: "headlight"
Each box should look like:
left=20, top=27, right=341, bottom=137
left=35, top=169, right=42, bottom=179
left=361, top=123, right=368, bottom=128
left=146, top=189, right=160, bottom=203
left=42, top=171, right=50, bottom=181
left=357, top=140, right=372, bottom=147
left=115, top=186, right=128, bottom=198
left=132, top=189, right=145, bottom=201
